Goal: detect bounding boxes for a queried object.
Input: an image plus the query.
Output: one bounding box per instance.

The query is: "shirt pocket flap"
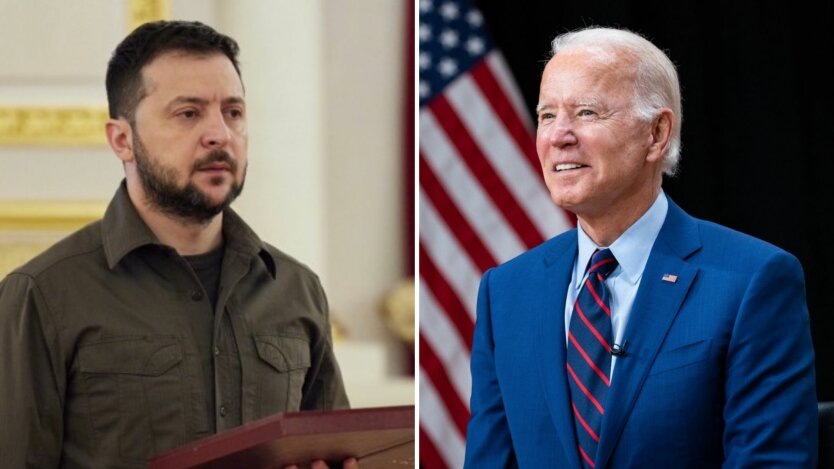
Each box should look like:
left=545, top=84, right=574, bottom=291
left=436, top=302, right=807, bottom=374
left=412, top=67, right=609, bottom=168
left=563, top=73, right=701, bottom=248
left=78, top=336, right=183, bottom=376
left=254, top=336, right=311, bottom=372
left=649, top=339, right=712, bottom=376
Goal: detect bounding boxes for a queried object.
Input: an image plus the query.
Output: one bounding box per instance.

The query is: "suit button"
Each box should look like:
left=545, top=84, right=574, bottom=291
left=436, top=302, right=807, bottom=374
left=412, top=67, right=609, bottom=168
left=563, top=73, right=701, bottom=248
left=219, top=405, right=227, bottom=417
left=191, top=291, right=204, bottom=301
left=214, top=346, right=221, bottom=356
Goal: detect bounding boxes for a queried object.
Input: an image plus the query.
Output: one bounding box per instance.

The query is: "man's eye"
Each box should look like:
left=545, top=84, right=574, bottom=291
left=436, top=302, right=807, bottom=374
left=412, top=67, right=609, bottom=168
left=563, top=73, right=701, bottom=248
left=578, top=109, right=596, bottom=117
left=227, top=109, right=244, bottom=119
left=538, top=113, right=555, bottom=122
left=180, top=110, right=199, bottom=119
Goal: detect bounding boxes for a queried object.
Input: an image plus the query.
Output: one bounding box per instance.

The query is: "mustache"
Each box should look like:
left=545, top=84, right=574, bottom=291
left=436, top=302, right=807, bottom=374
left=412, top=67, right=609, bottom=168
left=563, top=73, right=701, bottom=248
left=193, top=150, right=238, bottom=172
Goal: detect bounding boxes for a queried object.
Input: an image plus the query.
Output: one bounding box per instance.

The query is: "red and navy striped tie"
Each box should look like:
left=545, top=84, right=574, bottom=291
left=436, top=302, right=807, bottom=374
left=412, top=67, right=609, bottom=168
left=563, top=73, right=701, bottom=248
left=566, top=248, right=618, bottom=468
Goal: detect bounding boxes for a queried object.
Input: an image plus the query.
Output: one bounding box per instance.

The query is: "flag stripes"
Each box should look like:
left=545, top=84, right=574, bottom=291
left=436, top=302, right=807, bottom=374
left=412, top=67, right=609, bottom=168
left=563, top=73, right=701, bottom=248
left=419, top=194, right=482, bottom=319
left=420, top=284, right=473, bottom=402
left=428, top=94, right=544, bottom=248
left=420, top=164, right=497, bottom=272
left=419, top=2, right=573, bottom=466
left=420, top=110, right=527, bottom=262
left=420, top=335, right=470, bottom=435
left=444, top=72, right=567, bottom=237
left=420, top=376, right=467, bottom=468
left=420, top=247, right=475, bottom=349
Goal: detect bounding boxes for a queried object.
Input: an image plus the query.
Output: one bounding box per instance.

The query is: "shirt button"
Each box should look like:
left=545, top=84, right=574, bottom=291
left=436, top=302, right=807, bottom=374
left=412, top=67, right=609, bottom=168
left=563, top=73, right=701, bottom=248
left=191, top=290, right=204, bottom=301
left=213, top=346, right=220, bottom=356
left=219, top=405, right=227, bottom=417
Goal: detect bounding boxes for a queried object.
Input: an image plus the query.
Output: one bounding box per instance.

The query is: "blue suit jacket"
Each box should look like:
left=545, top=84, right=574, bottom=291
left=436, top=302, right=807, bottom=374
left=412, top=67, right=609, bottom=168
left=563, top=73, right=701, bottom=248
left=464, top=198, right=817, bottom=468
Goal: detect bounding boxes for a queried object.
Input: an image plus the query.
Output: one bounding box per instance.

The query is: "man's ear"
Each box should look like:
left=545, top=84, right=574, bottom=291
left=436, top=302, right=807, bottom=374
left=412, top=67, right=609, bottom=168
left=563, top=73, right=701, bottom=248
left=106, top=118, right=134, bottom=163
left=646, top=109, right=674, bottom=164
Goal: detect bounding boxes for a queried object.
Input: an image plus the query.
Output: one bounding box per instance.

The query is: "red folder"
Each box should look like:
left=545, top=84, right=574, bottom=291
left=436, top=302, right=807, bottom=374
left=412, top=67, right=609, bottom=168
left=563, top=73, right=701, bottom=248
left=148, top=405, right=414, bottom=468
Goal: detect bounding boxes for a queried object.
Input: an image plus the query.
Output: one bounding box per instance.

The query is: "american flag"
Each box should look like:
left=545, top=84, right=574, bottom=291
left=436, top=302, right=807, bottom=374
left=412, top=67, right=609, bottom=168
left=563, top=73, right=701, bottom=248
left=418, top=0, right=574, bottom=467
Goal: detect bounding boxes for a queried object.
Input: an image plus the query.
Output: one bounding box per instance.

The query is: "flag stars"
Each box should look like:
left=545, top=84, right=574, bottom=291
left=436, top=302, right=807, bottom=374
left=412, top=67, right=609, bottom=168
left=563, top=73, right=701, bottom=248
left=420, top=81, right=431, bottom=98
left=420, top=24, right=433, bottom=42
left=439, top=2, right=459, bottom=20
left=418, top=3, right=493, bottom=106
left=439, top=29, right=459, bottom=48
left=420, top=52, right=432, bottom=70
left=438, top=57, right=458, bottom=77
left=465, top=36, right=485, bottom=55
left=466, top=10, right=483, bottom=27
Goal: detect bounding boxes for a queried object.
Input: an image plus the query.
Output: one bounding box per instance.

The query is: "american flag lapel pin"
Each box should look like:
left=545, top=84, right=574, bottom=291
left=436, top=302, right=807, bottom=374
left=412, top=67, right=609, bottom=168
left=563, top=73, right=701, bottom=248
left=662, top=274, right=678, bottom=283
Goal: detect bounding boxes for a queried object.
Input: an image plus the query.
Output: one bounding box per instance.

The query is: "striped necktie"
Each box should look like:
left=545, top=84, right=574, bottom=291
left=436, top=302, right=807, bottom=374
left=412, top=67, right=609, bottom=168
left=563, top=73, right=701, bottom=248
left=566, top=248, right=618, bottom=468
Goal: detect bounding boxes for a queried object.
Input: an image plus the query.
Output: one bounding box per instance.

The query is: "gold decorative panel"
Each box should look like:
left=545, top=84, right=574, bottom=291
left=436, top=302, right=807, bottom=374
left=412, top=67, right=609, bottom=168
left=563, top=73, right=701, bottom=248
left=0, top=234, right=61, bottom=278
left=0, top=107, right=108, bottom=146
left=129, top=0, right=170, bottom=31
left=0, top=201, right=105, bottom=277
left=0, top=0, right=162, bottom=276
left=0, top=0, right=171, bottom=147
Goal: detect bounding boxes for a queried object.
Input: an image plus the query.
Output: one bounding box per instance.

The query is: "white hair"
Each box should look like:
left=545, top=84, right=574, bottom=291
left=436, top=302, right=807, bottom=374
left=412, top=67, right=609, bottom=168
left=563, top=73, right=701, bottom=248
left=551, top=27, right=683, bottom=176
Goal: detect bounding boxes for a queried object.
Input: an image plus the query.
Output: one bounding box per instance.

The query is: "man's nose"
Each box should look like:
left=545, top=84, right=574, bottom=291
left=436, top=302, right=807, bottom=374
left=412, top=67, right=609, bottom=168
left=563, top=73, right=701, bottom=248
left=201, top=110, right=231, bottom=148
left=545, top=116, right=578, bottom=148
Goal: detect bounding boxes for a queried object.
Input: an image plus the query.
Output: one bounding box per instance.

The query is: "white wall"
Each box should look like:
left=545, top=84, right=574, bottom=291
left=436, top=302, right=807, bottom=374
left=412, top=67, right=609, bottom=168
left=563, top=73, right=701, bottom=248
left=322, top=0, right=408, bottom=357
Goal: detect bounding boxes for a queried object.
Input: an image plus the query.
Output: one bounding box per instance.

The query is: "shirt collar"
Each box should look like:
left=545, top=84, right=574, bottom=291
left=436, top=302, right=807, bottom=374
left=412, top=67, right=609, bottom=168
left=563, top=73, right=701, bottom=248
left=575, top=190, right=668, bottom=288
left=101, top=180, right=277, bottom=278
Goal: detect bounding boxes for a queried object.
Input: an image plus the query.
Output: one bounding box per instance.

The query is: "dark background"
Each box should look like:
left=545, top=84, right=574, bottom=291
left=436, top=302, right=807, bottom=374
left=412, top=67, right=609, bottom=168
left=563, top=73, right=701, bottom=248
left=473, top=0, right=833, bottom=400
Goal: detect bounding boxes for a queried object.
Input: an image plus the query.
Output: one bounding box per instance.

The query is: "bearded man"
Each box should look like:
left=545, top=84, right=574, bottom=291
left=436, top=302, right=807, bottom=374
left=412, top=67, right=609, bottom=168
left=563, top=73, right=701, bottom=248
left=0, top=20, right=353, bottom=468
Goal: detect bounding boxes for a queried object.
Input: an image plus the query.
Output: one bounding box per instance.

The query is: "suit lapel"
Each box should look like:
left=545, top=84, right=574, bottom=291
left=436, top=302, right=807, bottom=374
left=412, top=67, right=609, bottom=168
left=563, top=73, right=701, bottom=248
left=535, top=233, right=584, bottom=469
left=595, top=199, right=702, bottom=468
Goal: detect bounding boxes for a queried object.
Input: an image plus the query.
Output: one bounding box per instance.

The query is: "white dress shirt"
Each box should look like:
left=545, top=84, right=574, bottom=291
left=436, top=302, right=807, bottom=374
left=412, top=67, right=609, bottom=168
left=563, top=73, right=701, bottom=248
left=564, top=191, right=669, bottom=376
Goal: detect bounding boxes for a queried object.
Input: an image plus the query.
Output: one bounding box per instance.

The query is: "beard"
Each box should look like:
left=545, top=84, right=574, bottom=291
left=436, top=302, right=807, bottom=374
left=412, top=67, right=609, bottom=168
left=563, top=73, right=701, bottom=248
left=133, top=133, right=245, bottom=224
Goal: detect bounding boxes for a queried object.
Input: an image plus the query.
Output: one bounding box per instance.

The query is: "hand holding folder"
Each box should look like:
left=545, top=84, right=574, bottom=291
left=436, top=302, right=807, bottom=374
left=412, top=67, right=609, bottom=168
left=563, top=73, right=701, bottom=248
left=149, top=405, right=414, bottom=468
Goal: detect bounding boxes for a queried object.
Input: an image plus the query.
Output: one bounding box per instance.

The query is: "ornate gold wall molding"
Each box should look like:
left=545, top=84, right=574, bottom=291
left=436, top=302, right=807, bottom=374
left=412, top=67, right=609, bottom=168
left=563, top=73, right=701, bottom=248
left=0, top=201, right=106, bottom=277
left=0, top=237, right=59, bottom=278
left=0, top=1, right=167, bottom=274
left=129, top=0, right=171, bottom=31
left=0, top=0, right=170, bottom=147
left=0, top=106, right=109, bottom=146
left=0, top=201, right=106, bottom=231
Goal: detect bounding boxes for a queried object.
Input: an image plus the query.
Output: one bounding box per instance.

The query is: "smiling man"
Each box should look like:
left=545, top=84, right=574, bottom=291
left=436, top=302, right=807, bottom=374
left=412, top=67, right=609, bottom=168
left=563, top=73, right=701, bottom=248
left=0, top=21, right=352, bottom=468
left=464, top=27, right=817, bottom=468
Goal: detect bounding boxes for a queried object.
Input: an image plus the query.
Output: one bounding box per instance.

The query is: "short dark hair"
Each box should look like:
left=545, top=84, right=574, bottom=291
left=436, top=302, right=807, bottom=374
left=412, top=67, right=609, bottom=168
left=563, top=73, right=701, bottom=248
left=106, top=20, right=241, bottom=120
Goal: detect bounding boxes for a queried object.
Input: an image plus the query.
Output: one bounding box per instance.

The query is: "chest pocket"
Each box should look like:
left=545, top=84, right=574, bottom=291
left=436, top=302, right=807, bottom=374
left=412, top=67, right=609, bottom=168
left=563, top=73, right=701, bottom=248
left=253, top=335, right=311, bottom=416
left=77, top=336, right=185, bottom=461
left=648, top=339, right=713, bottom=376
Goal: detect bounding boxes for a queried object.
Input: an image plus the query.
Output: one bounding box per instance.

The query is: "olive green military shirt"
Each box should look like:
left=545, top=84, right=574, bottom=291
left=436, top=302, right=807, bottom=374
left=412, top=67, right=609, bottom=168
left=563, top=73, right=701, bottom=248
left=0, top=182, right=349, bottom=468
